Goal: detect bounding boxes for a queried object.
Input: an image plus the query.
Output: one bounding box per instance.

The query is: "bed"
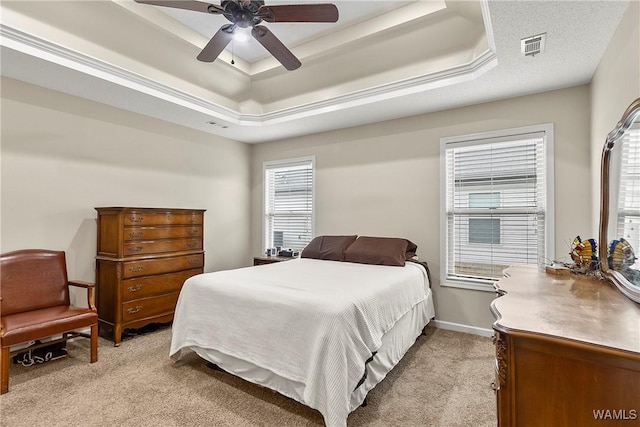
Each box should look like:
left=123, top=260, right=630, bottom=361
left=169, top=236, right=435, bottom=427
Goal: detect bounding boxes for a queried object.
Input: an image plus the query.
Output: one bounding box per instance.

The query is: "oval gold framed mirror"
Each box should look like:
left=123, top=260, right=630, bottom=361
left=599, top=97, right=640, bottom=304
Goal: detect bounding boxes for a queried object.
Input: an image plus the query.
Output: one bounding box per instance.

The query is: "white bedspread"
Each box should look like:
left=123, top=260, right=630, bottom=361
left=170, top=258, right=430, bottom=427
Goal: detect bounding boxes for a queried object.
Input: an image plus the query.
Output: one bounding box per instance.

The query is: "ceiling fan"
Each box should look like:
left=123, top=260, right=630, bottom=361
left=134, top=0, right=339, bottom=70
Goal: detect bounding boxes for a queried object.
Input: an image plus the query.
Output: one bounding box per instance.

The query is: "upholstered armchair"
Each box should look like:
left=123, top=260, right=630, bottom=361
left=0, top=249, right=98, bottom=394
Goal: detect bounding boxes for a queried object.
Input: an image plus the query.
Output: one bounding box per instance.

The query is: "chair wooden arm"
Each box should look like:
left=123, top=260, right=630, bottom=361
left=68, top=280, right=96, bottom=311
left=68, top=280, right=95, bottom=289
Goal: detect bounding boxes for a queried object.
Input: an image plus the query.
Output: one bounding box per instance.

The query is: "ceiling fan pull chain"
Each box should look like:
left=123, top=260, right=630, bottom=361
left=231, top=40, right=235, bottom=65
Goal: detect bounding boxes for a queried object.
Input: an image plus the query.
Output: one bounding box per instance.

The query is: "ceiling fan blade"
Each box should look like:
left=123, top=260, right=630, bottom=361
left=251, top=25, right=301, bottom=70
left=134, top=0, right=224, bottom=14
left=197, top=24, right=235, bottom=62
left=259, top=4, right=338, bottom=23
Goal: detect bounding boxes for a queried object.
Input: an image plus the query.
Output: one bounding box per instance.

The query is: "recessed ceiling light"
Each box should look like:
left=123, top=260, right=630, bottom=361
left=206, top=120, right=229, bottom=129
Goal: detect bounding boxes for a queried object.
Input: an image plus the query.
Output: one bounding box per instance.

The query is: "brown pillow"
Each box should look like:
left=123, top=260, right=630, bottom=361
left=301, top=235, right=358, bottom=261
left=344, top=236, right=418, bottom=267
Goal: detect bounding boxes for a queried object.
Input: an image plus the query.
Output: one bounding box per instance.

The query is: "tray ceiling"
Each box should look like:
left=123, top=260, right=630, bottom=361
left=0, top=1, right=629, bottom=143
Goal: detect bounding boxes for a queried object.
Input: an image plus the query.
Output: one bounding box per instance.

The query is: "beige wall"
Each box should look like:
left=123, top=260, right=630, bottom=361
left=251, top=86, right=592, bottom=330
left=2, top=2, right=636, bottom=332
left=590, top=1, right=640, bottom=233
left=1, top=78, right=251, bottom=291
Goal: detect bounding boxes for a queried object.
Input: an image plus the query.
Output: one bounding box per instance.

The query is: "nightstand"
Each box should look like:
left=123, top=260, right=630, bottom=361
left=253, top=255, right=294, bottom=266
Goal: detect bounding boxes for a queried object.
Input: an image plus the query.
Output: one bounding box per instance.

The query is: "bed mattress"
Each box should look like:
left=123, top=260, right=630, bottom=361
left=170, top=258, right=435, bottom=427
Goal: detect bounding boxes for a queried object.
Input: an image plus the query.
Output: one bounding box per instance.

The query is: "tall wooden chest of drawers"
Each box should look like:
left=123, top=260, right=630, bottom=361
left=95, top=207, right=205, bottom=346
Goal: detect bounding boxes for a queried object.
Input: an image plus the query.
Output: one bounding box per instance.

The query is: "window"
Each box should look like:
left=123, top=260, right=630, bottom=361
left=440, top=124, right=554, bottom=290
left=468, top=193, right=501, bottom=244
left=264, top=157, right=314, bottom=252
left=616, top=123, right=640, bottom=257
left=469, top=218, right=501, bottom=244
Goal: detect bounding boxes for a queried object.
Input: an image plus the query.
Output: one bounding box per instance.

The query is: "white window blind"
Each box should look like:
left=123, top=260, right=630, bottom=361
left=441, top=126, right=553, bottom=287
left=616, top=124, right=640, bottom=260
left=264, top=157, right=314, bottom=252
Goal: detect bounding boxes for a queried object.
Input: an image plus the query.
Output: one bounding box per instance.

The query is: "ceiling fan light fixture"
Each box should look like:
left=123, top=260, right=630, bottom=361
left=233, top=28, right=251, bottom=42
left=134, top=0, right=339, bottom=71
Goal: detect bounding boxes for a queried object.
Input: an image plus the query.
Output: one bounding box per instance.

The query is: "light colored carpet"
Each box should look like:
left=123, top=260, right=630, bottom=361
left=0, top=325, right=496, bottom=427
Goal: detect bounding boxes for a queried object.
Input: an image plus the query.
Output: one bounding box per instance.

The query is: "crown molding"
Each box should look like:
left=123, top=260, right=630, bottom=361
left=256, top=50, right=498, bottom=124
left=0, top=24, right=243, bottom=123
left=0, top=23, right=497, bottom=127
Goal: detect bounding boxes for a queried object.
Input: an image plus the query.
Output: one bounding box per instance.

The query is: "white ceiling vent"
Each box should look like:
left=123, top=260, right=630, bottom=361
left=521, top=33, right=546, bottom=57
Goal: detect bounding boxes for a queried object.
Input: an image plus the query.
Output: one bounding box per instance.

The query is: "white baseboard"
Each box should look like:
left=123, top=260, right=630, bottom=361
left=433, top=319, right=494, bottom=337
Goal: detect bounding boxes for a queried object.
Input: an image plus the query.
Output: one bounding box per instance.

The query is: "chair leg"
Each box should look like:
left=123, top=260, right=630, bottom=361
left=90, top=324, right=98, bottom=363
left=1, top=346, right=10, bottom=394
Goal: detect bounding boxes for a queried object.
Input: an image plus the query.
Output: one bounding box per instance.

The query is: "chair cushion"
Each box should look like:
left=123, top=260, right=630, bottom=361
left=1, top=306, right=97, bottom=347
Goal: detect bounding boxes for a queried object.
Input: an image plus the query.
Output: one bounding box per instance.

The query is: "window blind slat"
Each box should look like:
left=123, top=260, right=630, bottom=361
left=264, top=159, right=314, bottom=252
left=616, top=126, right=640, bottom=270
left=444, top=134, right=548, bottom=283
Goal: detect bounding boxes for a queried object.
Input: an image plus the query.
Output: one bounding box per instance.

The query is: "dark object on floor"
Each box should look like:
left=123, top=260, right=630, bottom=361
left=12, top=341, right=68, bottom=367
left=122, top=322, right=169, bottom=338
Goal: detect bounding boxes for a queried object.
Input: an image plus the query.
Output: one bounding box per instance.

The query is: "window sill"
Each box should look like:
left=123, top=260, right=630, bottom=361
left=440, top=280, right=496, bottom=292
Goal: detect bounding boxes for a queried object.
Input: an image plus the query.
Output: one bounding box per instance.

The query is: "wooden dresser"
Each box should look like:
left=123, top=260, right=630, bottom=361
left=95, top=207, right=205, bottom=346
left=491, top=265, right=640, bottom=426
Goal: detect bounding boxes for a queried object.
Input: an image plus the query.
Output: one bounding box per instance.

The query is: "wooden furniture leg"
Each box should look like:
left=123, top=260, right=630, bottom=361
left=90, top=324, right=98, bottom=363
left=1, top=347, right=10, bottom=395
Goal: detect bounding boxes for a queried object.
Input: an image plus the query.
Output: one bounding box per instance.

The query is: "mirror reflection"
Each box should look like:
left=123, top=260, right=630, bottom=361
left=600, top=98, right=640, bottom=303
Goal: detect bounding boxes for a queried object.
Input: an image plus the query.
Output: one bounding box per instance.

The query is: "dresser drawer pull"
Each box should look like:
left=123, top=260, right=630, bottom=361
left=127, top=306, right=143, bottom=314
left=189, top=216, right=198, bottom=223
left=188, top=259, right=200, bottom=265
left=128, top=216, right=144, bottom=223
left=128, top=266, right=144, bottom=273
left=187, top=229, right=199, bottom=236
left=127, top=246, right=143, bottom=253
left=127, top=284, right=143, bottom=293
left=186, top=242, right=199, bottom=249
left=128, top=231, right=144, bottom=238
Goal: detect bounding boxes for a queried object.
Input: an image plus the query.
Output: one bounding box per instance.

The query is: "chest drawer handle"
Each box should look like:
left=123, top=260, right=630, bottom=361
left=187, top=229, right=199, bottom=236
left=128, top=216, right=144, bottom=223
left=127, top=284, right=143, bottom=293
left=128, top=246, right=143, bottom=253
left=128, top=231, right=144, bottom=238
left=128, top=266, right=144, bottom=273
left=186, top=242, right=199, bottom=249
left=188, top=259, right=200, bottom=265
left=127, top=305, right=142, bottom=315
